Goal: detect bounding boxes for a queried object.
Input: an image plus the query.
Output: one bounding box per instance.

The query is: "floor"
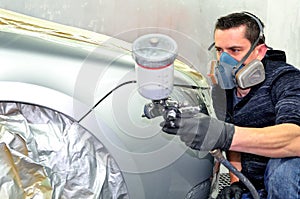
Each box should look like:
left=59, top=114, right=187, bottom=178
left=218, top=172, right=231, bottom=192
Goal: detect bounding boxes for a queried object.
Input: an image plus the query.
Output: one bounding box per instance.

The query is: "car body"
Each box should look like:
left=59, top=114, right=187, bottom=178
left=0, top=8, right=218, bottom=199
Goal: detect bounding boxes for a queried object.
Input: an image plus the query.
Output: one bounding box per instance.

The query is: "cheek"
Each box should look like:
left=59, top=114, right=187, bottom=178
left=244, top=52, right=258, bottom=64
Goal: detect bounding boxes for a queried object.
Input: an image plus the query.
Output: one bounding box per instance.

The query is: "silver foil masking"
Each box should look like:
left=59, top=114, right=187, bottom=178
left=0, top=102, right=129, bottom=199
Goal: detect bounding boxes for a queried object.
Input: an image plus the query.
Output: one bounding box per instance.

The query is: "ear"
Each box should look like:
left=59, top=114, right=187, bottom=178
left=256, top=44, right=268, bottom=60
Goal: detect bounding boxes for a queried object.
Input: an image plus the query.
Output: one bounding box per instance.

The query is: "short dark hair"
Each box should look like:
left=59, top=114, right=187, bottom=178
left=215, top=12, right=265, bottom=45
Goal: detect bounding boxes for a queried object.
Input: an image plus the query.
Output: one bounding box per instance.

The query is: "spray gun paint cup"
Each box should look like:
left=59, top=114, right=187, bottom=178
left=132, top=34, right=178, bottom=100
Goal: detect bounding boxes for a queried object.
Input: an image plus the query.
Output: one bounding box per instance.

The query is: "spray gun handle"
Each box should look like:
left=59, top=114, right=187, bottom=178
left=164, top=108, right=178, bottom=128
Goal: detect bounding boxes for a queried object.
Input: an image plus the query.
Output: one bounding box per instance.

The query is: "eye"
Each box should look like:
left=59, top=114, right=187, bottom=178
left=229, top=48, right=242, bottom=54
left=215, top=47, right=223, bottom=54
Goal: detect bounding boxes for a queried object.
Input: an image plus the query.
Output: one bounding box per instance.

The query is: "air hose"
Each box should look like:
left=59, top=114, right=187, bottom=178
left=210, top=149, right=260, bottom=199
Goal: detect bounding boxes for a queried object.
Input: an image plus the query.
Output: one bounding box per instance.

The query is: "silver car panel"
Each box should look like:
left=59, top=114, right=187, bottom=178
left=0, top=9, right=217, bottom=199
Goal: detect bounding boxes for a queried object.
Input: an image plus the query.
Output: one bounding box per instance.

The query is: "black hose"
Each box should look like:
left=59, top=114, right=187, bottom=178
left=210, top=149, right=260, bottom=199
left=78, top=80, right=137, bottom=122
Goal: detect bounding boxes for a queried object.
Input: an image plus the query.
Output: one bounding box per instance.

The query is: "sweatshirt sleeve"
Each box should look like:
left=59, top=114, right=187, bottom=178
left=272, top=69, right=300, bottom=126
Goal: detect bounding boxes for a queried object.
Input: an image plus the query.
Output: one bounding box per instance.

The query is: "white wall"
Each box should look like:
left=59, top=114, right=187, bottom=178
left=1, top=0, right=299, bottom=74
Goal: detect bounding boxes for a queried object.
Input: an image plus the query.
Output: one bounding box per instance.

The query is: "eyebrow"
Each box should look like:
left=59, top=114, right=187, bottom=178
left=208, top=42, right=245, bottom=51
left=215, top=45, right=244, bottom=50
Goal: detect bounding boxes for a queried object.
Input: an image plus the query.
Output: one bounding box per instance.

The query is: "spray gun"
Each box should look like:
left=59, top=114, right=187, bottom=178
left=132, top=34, right=260, bottom=199
left=132, top=33, right=179, bottom=122
left=132, top=33, right=202, bottom=124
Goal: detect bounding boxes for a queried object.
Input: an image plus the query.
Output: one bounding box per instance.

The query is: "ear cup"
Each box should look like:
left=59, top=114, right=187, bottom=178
left=235, top=59, right=265, bottom=89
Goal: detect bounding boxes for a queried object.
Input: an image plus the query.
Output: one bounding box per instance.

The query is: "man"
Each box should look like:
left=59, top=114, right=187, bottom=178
left=162, top=12, right=300, bottom=199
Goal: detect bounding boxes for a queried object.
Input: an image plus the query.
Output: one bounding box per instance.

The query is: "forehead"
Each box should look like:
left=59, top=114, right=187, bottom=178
left=214, top=26, right=250, bottom=48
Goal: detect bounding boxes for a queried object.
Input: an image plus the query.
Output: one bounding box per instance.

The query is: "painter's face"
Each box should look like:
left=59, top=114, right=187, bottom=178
left=214, top=25, right=260, bottom=65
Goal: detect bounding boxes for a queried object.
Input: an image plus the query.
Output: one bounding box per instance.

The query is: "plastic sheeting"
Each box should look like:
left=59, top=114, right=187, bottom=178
left=0, top=102, right=128, bottom=199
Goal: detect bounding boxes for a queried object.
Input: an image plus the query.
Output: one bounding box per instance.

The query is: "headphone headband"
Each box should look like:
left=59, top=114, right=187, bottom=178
left=208, top=11, right=265, bottom=51
left=242, top=11, right=264, bottom=41
left=234, top=12, right=265, bottom=68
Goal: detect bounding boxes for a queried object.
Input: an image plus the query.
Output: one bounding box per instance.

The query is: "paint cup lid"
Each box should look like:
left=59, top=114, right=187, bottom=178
left=132, top=34, right=178, bottom=68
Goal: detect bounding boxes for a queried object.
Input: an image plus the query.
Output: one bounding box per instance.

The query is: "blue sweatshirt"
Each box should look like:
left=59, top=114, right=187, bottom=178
left=213, top=50, right=300, bottom=189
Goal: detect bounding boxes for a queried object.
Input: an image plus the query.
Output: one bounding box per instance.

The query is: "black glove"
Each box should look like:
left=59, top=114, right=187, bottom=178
left=161, top=112, right=235, bottom=151
left=217, top=181, right=247, bottom=199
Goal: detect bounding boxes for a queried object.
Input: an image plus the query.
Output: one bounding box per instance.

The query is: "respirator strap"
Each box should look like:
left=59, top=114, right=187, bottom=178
left=234, top=38, right=260, bottom=73
left=235, top=11, right=264, bottom=72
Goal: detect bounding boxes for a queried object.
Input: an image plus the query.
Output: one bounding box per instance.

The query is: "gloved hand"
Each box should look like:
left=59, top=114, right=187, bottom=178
left=161, top=111, right=235, bottom=151
left=217, top=181, right=247, bottom=199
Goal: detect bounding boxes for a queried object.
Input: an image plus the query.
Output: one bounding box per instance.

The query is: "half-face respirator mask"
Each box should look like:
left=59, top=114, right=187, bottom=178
left=210, top=12, right=266, bottom=89
left=214, top=52, right=265, bottom=89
